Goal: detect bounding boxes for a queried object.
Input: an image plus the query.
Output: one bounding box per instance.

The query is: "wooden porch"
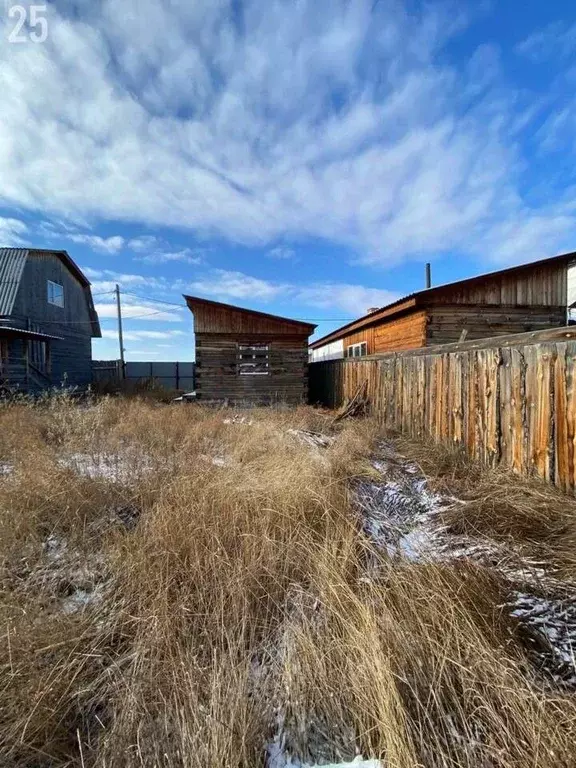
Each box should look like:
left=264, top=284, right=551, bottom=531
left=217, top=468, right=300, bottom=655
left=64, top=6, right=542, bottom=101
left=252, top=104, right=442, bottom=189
left=0, top=325, right=62, bottom=393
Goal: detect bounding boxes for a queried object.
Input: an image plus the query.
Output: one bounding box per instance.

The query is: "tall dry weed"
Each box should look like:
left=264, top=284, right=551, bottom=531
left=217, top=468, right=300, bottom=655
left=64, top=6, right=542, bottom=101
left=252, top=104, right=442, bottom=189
left=0, top=398, right=574, bottom=767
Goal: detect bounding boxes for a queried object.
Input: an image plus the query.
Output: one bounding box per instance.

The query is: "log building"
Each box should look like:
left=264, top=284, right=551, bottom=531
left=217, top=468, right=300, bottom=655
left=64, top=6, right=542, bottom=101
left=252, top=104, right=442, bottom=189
left=310, top=252, right=576, bottom=360
left=184, top=296, right=316, bottom=404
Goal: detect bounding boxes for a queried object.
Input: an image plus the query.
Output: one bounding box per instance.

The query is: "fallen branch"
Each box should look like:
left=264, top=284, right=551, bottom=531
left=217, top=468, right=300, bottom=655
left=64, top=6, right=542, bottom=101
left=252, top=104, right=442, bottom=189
left=332, top=379, right=369, bottom=423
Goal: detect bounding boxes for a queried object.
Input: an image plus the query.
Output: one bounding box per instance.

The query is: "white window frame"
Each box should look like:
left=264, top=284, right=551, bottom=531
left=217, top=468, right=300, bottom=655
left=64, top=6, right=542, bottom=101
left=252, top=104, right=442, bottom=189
left=346, top=341, right=368, bottom=358
left=238, top=344, right=270, bottom=376
left=47, top=280, right=64, bottom=308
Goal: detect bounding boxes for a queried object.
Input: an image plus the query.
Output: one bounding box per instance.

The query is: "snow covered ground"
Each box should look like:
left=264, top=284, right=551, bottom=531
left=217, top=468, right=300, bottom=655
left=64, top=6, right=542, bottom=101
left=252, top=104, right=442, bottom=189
left=58, top=451, right=159, bottom=483
left=355, top=441, right=576, bottom=689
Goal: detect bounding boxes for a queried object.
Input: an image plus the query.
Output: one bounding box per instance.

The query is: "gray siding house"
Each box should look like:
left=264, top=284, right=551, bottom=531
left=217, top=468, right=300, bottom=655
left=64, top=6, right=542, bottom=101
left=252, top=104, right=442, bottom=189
left=0, top=248, right=101, bottom=392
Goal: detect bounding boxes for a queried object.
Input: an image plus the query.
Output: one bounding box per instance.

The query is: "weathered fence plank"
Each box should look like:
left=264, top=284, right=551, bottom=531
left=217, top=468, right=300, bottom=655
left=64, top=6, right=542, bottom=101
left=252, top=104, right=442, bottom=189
left=309, top=327, right=576, bottom=493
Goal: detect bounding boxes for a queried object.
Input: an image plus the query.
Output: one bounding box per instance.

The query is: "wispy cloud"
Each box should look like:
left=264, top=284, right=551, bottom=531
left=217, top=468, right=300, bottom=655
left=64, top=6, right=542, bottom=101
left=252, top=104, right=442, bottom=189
left=267, top=246, right=297, bottom=261
left=0, top=216, right=28, bottom=246
left=95, top=301, right=183, bottom=322
left=89, top=269, right=185, bottom=321
left=84, top=268, right=169, bottom=293
left=188, top=270, right=285, bottom=301
left=126, top=236, right=160, bottom=253
left=135, top=248, right=204, bottom=265
left=296, top=283, right=399, bottom=315
left=516, top=22, right=576, bottom=62
left=66, top=234, right=125, bottom=253
left=1, top=1, right=573, bottom=265
left=186, top=269, right=399, bottom=315
left=101, top=329, right=186, bottom=341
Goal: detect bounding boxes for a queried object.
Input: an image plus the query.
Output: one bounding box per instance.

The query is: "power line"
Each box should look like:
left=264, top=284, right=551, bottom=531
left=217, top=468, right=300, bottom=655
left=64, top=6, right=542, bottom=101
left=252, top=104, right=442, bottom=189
left=121, top=290, right=184, bottom=308
left=26, top=310, right=164, bottom=324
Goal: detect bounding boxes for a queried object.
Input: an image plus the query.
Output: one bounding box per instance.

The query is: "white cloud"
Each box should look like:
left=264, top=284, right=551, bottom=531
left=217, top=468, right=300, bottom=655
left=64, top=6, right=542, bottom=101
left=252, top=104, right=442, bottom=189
left=0, top=216, right=28, bottom=246
left=267, top=246, right=296, bottom=261
left=135, top=248, right=203, bottom=265
left=127, top=236, right=160, bottom=253
left=95, top=301, right=182, bottom=322
left=516, top=22, right=576, bottom=62
left=84, top=267, right=169, bottom=292
left=188, top=269, right=285, bottom=301
left=296, top=284, right=400, bottom=315
left=101, top=329, right=186, bottom=341
left=0, top=1, right=573, bottom=266
left=66, top=234, right=125, bottom=253
left=186, top=268, right=399, bottom=315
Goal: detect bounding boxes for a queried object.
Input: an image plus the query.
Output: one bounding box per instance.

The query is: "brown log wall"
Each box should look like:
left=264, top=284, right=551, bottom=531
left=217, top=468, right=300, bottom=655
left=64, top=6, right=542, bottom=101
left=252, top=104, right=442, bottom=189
left=309, top=327, right=576, bottom=493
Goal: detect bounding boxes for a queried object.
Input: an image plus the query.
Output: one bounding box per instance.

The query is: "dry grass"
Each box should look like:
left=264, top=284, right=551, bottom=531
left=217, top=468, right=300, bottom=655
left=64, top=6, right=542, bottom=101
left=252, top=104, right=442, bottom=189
left=395, top=436, right=576, bottom=579
left=0, top=398, right=574, bottom=767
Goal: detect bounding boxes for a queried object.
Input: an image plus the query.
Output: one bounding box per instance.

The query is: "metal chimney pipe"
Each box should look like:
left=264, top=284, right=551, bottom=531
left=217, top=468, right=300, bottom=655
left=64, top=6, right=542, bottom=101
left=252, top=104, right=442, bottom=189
left=425, top=263, right=431, bottom=289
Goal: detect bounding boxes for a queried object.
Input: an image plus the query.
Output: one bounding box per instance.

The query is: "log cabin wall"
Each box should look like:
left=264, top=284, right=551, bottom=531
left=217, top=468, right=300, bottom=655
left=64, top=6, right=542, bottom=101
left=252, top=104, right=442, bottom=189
left=185, top=296, right=315, bottom=405
left=426, top=262, right=568, bottom=306
left=426, top=305, right=567, bottom=345
left=342, top=311, right=427, bottom=355
left=195, top=333, right=309, bottom=404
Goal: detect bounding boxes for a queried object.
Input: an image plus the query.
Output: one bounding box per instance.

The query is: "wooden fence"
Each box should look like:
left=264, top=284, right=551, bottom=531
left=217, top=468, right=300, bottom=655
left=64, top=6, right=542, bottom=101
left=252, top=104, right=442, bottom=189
left=309, top=326, right=576, bottom=493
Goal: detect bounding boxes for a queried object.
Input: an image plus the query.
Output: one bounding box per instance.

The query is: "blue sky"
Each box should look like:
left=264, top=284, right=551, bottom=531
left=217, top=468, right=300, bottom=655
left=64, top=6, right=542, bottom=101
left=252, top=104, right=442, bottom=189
left=1, top=0, right=576, bottom=361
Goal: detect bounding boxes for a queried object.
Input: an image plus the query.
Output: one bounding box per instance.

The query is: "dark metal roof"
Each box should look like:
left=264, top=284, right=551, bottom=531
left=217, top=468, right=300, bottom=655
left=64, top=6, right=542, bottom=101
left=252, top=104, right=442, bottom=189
left=310, top=250, right=576, bottom=349
left=0, top=248, right=101, bottom=337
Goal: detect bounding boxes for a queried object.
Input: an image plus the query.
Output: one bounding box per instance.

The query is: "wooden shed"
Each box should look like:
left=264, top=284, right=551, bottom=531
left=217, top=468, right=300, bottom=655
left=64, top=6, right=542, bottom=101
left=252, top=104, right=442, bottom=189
left=184, top=296, right=316, bottom=404
left=310, top=251, right=576, bottom=360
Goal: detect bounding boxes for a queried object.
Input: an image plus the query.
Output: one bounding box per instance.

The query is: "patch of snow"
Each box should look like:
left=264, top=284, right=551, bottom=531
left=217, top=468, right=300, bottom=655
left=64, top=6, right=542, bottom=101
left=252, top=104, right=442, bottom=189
left=43, top=534, right=67, bottom=561
left=199, top=453, right=229, bottom=467
left=287, top=429, right=335, bottom=449
left=356, top=440, right=576, bottom=688
left=223, top=415, right=253, bottom=425
left=266, top=739, right=382, bottom=768
left=61, top=585, right=103, bottom=615
left=58, top=452, right=156, bottom=483
left=0, top=462, right=12, bottom=476
left=397, top=527, right=438, bottom=560
left=507, top=592, right=576, bottom=686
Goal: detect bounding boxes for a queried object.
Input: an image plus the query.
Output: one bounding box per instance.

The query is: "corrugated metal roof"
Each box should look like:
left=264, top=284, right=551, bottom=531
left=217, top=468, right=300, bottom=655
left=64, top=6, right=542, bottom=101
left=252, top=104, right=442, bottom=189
left=0, top=248, right=28, bottom=316
left=0, top=248, right=102, bottom=337
left=0, top=325, right=63, bottom=340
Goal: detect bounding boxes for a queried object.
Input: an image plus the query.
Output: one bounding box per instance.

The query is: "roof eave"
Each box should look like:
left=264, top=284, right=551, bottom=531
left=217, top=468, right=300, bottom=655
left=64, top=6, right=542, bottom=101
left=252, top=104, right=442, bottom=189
left=310, top=298, right=418, bottom=348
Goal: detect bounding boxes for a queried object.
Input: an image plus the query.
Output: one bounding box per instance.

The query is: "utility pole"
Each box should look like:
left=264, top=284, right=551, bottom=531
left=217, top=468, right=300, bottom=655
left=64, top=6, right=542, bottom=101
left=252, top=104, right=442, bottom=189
left=115, top=284, right=126, bottom=379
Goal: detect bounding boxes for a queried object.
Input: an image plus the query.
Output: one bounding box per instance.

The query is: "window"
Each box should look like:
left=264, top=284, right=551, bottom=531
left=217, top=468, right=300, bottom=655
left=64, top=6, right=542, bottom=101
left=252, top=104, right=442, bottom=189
left=346, top=341, right=368, bottom=358
left=238, top=344, right=270, bottom=375
left=47, top=280, right=64, bottom=308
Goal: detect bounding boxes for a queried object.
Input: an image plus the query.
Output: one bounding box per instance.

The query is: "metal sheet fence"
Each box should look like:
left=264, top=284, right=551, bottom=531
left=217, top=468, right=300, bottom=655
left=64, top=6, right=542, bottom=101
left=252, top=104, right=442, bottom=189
left=93, top=361, right=195, bottom=392
left=309, top=327, right=576, bottom=493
